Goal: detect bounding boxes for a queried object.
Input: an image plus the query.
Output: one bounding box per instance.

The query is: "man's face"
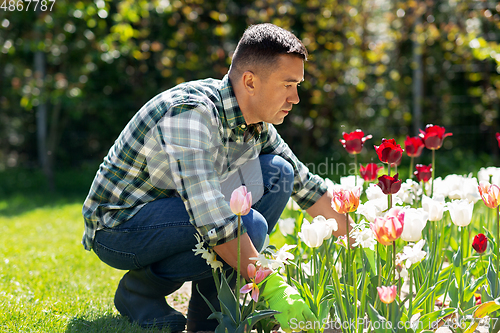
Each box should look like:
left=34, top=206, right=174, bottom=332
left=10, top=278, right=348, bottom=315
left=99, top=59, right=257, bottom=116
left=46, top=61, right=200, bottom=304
left=250, top=54, right=304, bottom=125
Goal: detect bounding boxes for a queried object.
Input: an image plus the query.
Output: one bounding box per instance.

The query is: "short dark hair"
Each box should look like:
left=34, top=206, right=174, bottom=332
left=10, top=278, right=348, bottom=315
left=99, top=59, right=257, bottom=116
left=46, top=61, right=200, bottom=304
left=229, top=23, right=308, bottom=79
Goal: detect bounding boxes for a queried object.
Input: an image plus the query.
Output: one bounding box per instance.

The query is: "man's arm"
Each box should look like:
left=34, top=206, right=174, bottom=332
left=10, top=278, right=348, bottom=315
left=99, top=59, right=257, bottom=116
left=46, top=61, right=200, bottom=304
left=213, top=232, right=259, bottom=280
left=305, top=191, right=352, bottom=239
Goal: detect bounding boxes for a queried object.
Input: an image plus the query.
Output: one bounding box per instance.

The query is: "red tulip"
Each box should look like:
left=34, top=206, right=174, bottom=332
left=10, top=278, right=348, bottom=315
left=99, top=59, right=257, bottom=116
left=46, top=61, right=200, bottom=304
left=374, top=138, right=403, bottom=166
left=405, top=136, right=425, bottom=158
left=472, top=233, right=488, bottom=254
left=359, top=163, right=383, bottom=182
left=414, top=164, right=432, bottom=183
left=377, top=173, right=402, bottom=195
left=419, top=124, right=452, bottom=150
left=340, top=130, right=372, bottom=154
left=496, top=133, right=500, bottom=149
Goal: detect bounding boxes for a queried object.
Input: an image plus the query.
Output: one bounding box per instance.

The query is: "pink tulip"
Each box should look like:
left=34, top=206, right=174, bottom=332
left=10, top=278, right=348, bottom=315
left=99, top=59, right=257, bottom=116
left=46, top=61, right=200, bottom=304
left=370, top=214, right=404, bottom=246
left=230, top=185, right=252, bottom=216
left=331, top=187, right=361, bottom=214
left=377, top=285, right=397, bottom=304
left=478, top=181, right=500, bottom=209
left=240, top=264, right=272, bottom=302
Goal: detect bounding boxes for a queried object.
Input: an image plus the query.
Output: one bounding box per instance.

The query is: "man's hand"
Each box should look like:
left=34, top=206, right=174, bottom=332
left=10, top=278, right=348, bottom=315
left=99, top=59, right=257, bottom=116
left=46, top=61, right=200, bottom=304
left=306, top=191, right=353, bottom=240
left=213, top=232, right=259, bottom=280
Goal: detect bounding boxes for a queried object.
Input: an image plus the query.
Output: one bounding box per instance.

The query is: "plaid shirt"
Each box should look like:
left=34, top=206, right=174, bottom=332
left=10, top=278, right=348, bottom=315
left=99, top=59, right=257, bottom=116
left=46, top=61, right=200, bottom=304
left=82, top=75, right=327, bottom=250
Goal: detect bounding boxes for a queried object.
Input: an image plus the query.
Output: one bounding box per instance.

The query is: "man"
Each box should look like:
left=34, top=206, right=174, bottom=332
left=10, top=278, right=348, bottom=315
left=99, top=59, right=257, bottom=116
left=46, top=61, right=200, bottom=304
left=82, top=23, right=348, bottom=332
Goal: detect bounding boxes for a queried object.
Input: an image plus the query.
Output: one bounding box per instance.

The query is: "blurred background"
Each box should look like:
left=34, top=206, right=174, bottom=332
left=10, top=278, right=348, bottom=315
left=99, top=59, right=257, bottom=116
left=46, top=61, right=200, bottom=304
left=1, top=0, right=500, bottom=193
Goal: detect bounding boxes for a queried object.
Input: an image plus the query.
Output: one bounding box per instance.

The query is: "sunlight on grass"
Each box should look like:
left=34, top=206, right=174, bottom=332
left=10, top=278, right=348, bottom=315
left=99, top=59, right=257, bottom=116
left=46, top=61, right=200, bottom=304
left=0, top=202, right=172, bottom=332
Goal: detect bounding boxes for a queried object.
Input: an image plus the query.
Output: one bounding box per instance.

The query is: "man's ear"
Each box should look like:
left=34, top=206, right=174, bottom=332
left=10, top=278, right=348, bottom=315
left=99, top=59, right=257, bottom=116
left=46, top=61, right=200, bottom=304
left=242, top=71, right=256, bottom=95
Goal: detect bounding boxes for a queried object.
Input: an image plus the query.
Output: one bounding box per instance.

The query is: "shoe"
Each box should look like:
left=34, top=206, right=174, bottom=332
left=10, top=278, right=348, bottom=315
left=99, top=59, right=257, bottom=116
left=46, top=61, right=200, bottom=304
left=114, top=266, right=187, bottom=330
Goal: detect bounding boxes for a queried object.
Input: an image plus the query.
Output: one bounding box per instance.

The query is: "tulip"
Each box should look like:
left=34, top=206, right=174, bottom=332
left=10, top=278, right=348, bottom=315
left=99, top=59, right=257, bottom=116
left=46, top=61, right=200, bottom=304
left=472, top=233, right=488, bottom=254
left=359, top=163, right=384, bottom=182
left=278, top=217, right=296, bottom=236
left=374, top=138, right=403, bottom=166
left=400, top=208, right=429, bottom=242
left=405, top=136, right=425, bottom=158
left=370, top=215, right=404, bottom=246
left=419, top=124, right=453, bottom=150
left=230, top=185, right=252, bottom=216
left=339, top=129, right=372, bottom=154
left=478, top=181, right=500, bottom=209
left=447, top=199, right=474, bottom=227
left=421, top=195, right=445, bottom=221
left=414, top=164, right=432, bottom=183
left=298, top=219, right=331, bottom=248
left=377, top=285, right=397, bottom=304
left=331, top=186, right=361, bottom=214
left=496, top=133, right=500, bottom=149
left=377, top=173, right=402, bottom=195
left=240, top=264, right=273, bottom=302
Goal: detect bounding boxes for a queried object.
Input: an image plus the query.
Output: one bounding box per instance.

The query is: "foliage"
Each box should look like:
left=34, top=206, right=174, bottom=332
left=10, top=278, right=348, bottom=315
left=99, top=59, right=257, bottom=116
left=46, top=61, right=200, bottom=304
left=1, top=0, right=500, bottom=178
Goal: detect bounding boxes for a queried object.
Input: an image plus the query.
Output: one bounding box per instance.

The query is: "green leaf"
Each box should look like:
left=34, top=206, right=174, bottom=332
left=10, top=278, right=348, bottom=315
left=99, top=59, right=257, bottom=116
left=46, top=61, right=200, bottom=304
left=463, top=274, right=486, bottom=303
left=415, top=308, right=456, bottom=333
left=487, top=257, right=499, bottom=298
left=217, top=272, right=238, bottom=324
left=366, top=303, right=392, bottom=333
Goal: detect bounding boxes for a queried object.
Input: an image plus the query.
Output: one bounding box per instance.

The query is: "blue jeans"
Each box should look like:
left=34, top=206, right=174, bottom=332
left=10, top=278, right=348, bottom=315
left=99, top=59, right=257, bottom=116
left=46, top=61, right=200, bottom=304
left=92, top=154, right=294, bottom=283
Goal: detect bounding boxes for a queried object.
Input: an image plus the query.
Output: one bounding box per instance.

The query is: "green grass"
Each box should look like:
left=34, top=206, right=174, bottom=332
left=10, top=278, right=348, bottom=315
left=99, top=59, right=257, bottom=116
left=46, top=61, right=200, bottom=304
left=0, top=168, right=173, bottom=332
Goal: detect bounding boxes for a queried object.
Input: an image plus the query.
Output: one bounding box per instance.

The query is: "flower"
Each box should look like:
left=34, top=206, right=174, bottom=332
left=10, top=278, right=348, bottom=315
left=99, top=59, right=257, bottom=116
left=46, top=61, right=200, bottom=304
left=421, top=194, right=446, bottom=221
left=339, top=129, right=372, bottom=154
left=377, top=285, right=397, bottom=304
left=312, top=215, right=338, bottom=236
left=478, top=181, right=500, bottom=209
left=414, top=164, right=432, bottom=183
left=230, top=185, right=252, bottom=216
left=278, top=217, right=296, bottom=236
left=240, top=264, right=273, bottom=302
left=193, top=234, right=223, bottom=270
left=400, top=239, right=427, bottom=267
left=374, top=138, right=403, bottom=166
left=405, top=136, right=425, bottom=158
left=496, top=132, right=500, bottom=149
left=340, top=175, right=364, bottom=190
left=359, top=163, right=384, bottom=182
left=419, top=124, right=452, bottom=150
left=472, top=233, right=488, bottom=254
left=298, top=219, right=331, bottom=248
left=377, top=173, right=402, bottom=195
left=396, top=179, right=421, bottom=205
left=447, top=199, right=474, bottom=227
left=331, top=186, right=361, bottom=214
left=400, top=208, right=429, bottom=242
left=351, top=222, right=377, bottom=250
left=370, top=214, right=404, bottom=246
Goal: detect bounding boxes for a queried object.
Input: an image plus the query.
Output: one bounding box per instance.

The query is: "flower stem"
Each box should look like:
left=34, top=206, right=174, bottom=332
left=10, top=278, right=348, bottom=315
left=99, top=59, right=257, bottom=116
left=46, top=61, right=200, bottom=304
left=236, top=214, right=241, bottom=323
left=430, top=149, right=435, bottom=198
left=354, top=154, right=358, bottom=187
left=346, top=213, right=351, bottom=286
left=392, top=240, right=396, bottom=284
left=409, top=266, right=413, bottom=324
left=497, top=205, right=499, bottom=296
left=460, top=226, right=464, bottom=309
left=409, top=156, right=414, bottom=180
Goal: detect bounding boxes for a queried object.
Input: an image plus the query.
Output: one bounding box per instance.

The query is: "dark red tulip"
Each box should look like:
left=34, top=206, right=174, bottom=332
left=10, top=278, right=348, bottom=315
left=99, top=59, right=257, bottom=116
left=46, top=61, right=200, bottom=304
left=405, top=136, right=425, bottom=158
left=340, top=130, right=372, bottom=154
left=377, top=173, right=402, bottom=195
left=414, top=164, right=432, bottom=183
left=359, top=163, right=383, bottom=182
left=374, top=139, right=403, bottom=166
left=496, top=133, right=500, bottom=149
left=419, top=124, right=452, bottom=150
left=472, top=233, right=488, bottom=254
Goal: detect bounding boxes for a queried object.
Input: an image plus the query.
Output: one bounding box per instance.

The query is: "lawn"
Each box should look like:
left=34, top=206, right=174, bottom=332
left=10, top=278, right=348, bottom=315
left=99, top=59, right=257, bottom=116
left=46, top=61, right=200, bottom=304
left=0, top=169, right=174, bottom=332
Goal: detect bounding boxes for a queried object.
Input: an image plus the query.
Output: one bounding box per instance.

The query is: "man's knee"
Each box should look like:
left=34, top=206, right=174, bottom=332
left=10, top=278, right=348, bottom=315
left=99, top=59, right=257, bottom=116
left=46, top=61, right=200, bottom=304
left=261, top=155, right=294, bottom=194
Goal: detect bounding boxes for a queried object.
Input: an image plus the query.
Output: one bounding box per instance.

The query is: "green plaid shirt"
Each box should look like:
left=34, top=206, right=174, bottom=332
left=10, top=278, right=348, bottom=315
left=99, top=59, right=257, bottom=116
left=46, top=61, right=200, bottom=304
left=82, top=75, right=327, bottom=250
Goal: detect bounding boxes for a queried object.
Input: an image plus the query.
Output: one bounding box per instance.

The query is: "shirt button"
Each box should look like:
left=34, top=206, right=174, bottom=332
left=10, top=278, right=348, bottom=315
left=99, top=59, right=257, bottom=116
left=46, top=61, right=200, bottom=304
left=230, top=122, right=235, bottom=126
left=241, top=124, right=246, bottom=129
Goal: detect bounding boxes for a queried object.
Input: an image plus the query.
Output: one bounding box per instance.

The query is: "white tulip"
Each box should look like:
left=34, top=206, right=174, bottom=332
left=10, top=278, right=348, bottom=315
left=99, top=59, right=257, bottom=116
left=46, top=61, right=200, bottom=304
left=421, top=194, right=446, bottom=221
left=312, top=215, right=338, bottom=239
left=400, top=208, right=429, bottom=242
left=366, top=183, right=385, bottom=201
left=396, top=179, right=421, bottom=205
left=340, top=175, right=364, bottom=190
left=278, top=217, right=296, bottom=236
left=298, top=219, right=330, bottom=248
left=447, top=199, right=474, bottom=227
